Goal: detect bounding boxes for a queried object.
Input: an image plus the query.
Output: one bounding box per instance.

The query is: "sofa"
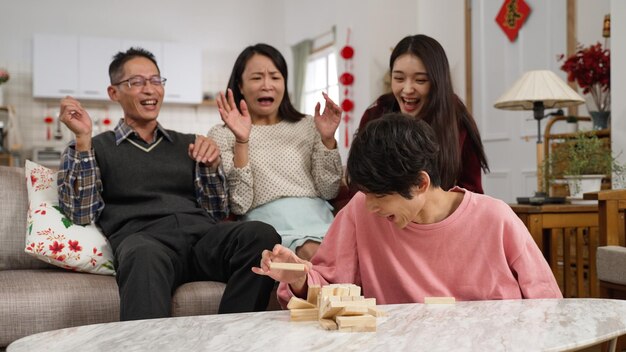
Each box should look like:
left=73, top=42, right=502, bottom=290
left=0, top=165, right=281, bottom=348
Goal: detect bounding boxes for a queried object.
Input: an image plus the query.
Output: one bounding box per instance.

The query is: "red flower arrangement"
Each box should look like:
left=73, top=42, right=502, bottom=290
left=559, top=42, right=610, bottom=112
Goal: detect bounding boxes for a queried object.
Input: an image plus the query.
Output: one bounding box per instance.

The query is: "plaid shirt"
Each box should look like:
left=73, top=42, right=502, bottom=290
left=57, top=119, right=229, bottom=225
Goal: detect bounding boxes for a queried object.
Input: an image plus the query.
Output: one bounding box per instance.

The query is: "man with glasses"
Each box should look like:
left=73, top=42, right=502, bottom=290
left=57, top=47, right=281, bottom=321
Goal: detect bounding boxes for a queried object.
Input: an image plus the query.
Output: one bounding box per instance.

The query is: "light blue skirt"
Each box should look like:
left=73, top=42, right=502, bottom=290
left=241, top=197, right=334, bottom=252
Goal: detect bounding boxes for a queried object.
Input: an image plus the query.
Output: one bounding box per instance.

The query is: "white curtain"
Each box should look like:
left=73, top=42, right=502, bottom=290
left=290, top=39, right=312, bottom=111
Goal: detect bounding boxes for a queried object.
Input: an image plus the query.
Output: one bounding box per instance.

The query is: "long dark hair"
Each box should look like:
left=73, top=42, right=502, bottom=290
left=390, top=35, right=489, bottom=189
left=226, top=43, right=304, bottom=122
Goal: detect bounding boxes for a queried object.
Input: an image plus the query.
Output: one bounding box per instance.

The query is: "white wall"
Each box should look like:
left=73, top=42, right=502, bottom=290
left=612, top=0, right=626, bottom=183
left=416, top=0, right=467, bottom=101
left=0, top=0, right=286, bottom=154
left=283, top=0, right=419, bottom=161
left=283, top=0, right=466, bottom=162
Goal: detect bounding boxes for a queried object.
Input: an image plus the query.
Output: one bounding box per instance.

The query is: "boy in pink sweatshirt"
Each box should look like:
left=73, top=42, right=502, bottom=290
left=252, top=113, right=562, bottom=306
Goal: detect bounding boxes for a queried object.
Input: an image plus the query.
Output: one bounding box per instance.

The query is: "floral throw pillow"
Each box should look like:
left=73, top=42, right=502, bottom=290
left=24, top=160, right=115, bottom=275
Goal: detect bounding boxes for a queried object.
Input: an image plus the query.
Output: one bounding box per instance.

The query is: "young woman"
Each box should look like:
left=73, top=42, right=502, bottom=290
left=209, top=44, right=343, bottom=260
left=359, top=34, right=489, bottom=193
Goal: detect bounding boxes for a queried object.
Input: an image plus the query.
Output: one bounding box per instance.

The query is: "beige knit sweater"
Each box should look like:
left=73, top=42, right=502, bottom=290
left=209, top=116, right=342, bottom=215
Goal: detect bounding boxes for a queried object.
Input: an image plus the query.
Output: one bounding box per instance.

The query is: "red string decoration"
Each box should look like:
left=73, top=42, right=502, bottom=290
left=339, top=28, right=355, bottom=148
left=44, top=114, right=54, bottom=141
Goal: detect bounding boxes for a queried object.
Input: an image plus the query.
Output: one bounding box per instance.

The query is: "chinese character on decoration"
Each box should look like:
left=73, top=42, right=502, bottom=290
left=495, top=0, right=531, bottom=42
left=340, top=28, right=354, bottom=147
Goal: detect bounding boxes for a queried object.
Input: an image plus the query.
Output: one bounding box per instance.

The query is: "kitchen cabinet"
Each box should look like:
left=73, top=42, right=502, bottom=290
left=161, top=43, right=202, bottom=104
left=79, top=37, right=122, bottom=100
left=33, top=34, right=79, bottom=98
left=33, top=34, right=202, bottom=104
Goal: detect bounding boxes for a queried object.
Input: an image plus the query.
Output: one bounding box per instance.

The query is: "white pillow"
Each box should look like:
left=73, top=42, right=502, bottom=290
left=24, top=160, right=115, bottom=275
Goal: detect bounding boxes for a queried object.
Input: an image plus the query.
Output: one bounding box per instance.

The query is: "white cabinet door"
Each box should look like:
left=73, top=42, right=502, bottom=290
left=33, top=34, right=79, bottom=98
left=79, top=37, right=121, bottom=100
left=161, top=43, right=202, bottom=104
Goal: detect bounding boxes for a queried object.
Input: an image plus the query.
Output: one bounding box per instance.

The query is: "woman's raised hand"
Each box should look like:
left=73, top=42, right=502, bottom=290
left=216, top=88, right=252, bottom=143
left=314, top=92, right=342, bottom=149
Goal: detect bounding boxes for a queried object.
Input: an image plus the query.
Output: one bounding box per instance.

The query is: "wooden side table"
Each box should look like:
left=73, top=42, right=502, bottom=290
left=510, top=203, right=599, bottom=298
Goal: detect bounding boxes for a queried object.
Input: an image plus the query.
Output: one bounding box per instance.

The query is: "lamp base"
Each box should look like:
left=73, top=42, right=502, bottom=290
left=516, top=192, right=565, bottom=205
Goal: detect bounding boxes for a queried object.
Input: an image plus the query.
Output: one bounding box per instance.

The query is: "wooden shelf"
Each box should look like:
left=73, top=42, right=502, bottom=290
left=199, top=100, right=217, bottom=107
left=547, top=128, right=610, bottom=140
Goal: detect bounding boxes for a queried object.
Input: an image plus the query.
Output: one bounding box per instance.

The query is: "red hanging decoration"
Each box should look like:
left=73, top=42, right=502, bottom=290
left=44, top=114, right=54, bottom=141
left=339, top=28, right=355, bottom=147
left=339, top=72, right=354, bottom=85
left=495, top=0, right=531, bottom=42
left=341, top=99, right=354, bottom=112
left=340, top=45, right=354, bottom=60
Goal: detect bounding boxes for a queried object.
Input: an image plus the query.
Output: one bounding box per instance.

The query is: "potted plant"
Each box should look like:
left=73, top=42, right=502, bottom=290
left=544, top=131, right=620, bottom=199
left=559, top=43, right=610, bottom=130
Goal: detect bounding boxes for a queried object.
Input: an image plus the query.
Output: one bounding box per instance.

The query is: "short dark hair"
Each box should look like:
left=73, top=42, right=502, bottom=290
left=226, top=43, right=304, bottom=122
left=347, top=113, right=441, bottom=199
left=108, top=47, right=160, bottom=84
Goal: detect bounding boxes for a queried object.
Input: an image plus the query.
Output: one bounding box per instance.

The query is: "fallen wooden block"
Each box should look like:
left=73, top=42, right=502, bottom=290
left=270, top=262, right=306, bottom=271
left=337, top=306, right=369, bottom=316
left=336, top=315, right=376, bottom=332
left=424, top=296, right=456, bottom=305
left=290, top=308, right=319, bottom=321
left=319, top=318, right=338, bottom=330
left=307, top=285, right=320, bottom=306
left=287, top=296, right=317, bottom=310
left=367, top=306, right=388, bottom=317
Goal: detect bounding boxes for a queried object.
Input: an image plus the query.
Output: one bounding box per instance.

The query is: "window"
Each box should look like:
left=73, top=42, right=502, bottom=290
left=302, top=49, right=339, bottom=119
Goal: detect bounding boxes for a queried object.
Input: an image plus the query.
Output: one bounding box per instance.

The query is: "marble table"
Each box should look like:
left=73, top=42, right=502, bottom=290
left=8, top=298, right=626, bottom=352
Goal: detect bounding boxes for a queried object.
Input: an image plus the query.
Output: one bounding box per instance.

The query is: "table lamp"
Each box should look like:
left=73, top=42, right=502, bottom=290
left=494, top=70, right=584, bottom=204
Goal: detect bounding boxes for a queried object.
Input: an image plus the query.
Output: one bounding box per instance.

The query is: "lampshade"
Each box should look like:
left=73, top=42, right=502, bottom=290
left=494, top=70, right=584, bottom=110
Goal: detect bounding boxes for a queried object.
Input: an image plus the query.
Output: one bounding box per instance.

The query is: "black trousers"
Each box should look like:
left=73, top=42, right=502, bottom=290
left=110, top=215, right=281, bottom=321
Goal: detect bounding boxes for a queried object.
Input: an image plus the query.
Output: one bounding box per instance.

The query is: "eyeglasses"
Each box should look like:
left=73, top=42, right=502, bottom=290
left=113, top=75, right=167, bottom=88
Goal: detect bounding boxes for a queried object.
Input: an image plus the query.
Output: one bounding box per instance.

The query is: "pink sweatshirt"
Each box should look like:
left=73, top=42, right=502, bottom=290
left=278, top=189, right=562, bottom=306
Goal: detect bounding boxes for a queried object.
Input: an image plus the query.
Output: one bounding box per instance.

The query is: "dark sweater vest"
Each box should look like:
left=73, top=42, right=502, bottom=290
left=92, top=129, right=213, bottom=239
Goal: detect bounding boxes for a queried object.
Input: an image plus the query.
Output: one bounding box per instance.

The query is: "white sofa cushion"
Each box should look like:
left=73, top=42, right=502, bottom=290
left=24, top=160, right=114, bottom=275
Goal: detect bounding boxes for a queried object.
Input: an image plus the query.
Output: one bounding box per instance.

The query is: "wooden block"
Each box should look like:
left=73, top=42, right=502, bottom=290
left=336, top=315, right=376, bottom=332
left=306, top=285, right=320, bottom=306
left=348, top=285, right=361, bottom=297
left=334, top=287, right=349, bottom=297
left=329, top=298, right=376, bottom=308
left=270, top=262, right=305, bottom=271
left=319, top=318, right=338, bottom=330
left=287, top=296, right=316, bottom=310
left=337, top=306, right=369, bottom=316
left=319, top=301, right=343, bottom=319
left=290, top=308, right=319, bottom=321
left=321, top=286, right=335, bottom=297
left=424, top=297, right=456, bottom=304
left=367, top=307, right=388, bottom=317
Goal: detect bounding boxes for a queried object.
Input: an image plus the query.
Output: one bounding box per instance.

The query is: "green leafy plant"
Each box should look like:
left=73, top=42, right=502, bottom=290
left=543, top=132, right=624, bottom=197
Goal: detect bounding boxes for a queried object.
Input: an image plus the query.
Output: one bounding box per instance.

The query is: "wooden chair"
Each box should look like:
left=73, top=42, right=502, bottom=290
left=584, top=189, right=626, bottom=297
left=584, top=189, right=626, bottom=352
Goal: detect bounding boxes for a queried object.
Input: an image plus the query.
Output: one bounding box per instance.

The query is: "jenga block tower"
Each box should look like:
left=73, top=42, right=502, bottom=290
left=285, top=283, right=384, bottom=332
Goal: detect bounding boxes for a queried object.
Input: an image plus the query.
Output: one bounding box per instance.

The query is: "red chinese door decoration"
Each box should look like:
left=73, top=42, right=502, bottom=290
left=339, top=28, right=354, bottom=147
left=495, top=0, right=531, bottom=42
